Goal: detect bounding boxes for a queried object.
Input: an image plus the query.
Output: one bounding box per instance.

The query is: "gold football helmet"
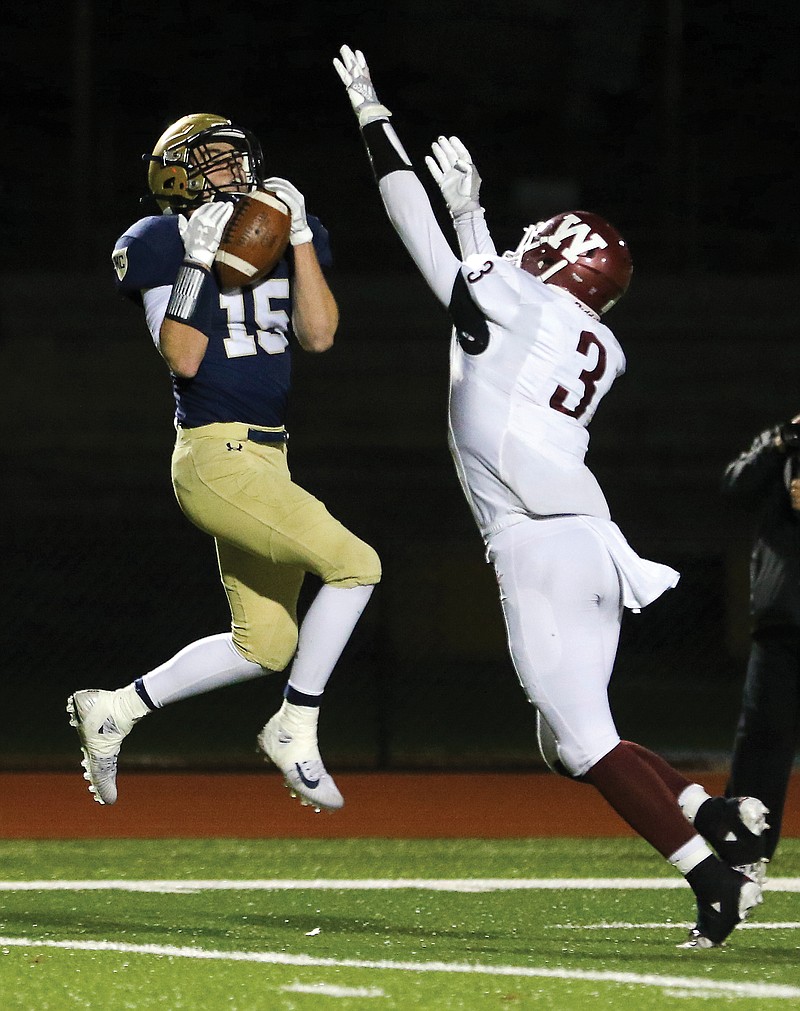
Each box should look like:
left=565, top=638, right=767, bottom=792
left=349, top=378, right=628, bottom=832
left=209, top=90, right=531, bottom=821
left=145, top=113, right=264, bottom=212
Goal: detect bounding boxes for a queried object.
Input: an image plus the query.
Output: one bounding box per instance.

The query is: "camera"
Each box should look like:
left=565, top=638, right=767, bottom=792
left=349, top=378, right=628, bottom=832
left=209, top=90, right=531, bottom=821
left=780, top=422, right=800, bottom=451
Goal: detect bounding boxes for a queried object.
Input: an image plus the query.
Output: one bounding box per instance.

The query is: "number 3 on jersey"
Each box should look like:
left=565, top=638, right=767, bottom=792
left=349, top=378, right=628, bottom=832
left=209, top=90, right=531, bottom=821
left=549, top=330, right=607, bottom=420
left=221, top=278, right=290, bottom=358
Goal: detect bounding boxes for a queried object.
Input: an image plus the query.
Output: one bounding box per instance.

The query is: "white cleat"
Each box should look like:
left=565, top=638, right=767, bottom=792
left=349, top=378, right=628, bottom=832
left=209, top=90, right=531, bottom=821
left=257, top=701, right=344, bottom=812
left=66, top=689, right=138, bottom=805
left=735, top=858, right=769, bottom=887
left=737, top=796, right=770, bottom=837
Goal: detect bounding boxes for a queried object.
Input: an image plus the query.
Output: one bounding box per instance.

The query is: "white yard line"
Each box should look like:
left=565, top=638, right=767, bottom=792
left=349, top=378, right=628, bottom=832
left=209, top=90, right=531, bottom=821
left=282, top=983, right=386, bottom=998
left=0, top=877, right=799, bottom=892
left=555, top=921, right=800, bottom=930
left=0, top=935, right=798, bottom=1000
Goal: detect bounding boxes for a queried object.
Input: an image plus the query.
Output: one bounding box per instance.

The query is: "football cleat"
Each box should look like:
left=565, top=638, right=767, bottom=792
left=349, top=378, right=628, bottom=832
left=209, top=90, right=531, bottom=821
left=679, top=867, right=762, bottom=949
left=257, top=701, right=344, bottom=812
left=695, top=796, right=770, bottom=866
left=66, top=689, right=141, bottom=805
left=735, top=858, right=769, bottom=887
left=680, top=786, right=769, bottom=868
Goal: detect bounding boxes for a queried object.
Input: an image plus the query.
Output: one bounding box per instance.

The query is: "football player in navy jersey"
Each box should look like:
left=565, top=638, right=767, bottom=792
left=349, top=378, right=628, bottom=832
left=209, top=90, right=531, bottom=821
left=67, top=113, right=380, bottom=813
left=335, top=46, right=769, bottom=946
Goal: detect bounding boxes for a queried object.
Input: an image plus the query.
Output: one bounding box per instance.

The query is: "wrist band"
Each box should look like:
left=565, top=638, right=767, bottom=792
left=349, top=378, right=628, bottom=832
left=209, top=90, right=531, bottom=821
left=165, top=262, right=209, bottom=323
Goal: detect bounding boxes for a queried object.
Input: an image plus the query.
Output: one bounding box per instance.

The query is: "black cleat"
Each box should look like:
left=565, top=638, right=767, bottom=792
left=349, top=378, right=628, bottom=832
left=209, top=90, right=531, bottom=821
left=680, top=787, right=770, bottom=884
left=694, top=796, right=769, bottom=867
left=679, top=866, right=763, bottom=949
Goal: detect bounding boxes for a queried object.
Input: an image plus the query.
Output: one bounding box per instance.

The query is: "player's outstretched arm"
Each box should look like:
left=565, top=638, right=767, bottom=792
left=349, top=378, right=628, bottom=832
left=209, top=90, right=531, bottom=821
left=334, top=44, right=461, bottom=308
left=333, top=45, right=393, bottom=127
left=426, top=136, right=496, bottom=258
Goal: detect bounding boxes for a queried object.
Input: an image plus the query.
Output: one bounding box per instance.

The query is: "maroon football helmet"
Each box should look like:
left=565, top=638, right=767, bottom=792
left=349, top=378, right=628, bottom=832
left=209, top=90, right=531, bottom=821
left=503, top=210, right=632, bottom=316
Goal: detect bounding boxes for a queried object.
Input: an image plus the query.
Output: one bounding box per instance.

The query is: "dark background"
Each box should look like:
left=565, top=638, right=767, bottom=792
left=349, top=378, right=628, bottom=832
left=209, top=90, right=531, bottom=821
left=1, top=1, right=798, bottom=773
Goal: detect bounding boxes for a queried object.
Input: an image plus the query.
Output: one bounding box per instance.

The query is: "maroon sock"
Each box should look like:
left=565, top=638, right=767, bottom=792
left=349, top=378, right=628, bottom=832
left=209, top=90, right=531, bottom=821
left=621, top=740, right=693, bottom=799
left=583, top=742, right=698, bottom=858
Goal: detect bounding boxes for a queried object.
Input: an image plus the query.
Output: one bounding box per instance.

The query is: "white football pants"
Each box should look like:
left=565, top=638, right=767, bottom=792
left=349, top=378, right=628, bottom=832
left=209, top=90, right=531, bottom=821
left=487, top=516, right=624, bottom=777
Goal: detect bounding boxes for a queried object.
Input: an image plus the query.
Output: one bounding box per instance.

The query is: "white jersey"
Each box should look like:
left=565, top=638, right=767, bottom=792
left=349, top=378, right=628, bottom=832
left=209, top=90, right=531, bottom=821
left=378, top=169, right=625, bottom=539
left=370, top=154, right=677, bottom=609
left=448, top=254, right=625, bottom=536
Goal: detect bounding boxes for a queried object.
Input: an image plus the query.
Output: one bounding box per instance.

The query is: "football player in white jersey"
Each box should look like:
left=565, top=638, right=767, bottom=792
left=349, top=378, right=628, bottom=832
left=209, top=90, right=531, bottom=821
left=334, top=46, right=768, bottom=947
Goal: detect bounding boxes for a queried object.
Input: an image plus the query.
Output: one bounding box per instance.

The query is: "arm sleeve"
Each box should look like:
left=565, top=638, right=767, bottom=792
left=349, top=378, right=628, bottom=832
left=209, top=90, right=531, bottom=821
left=143, top=286, right=172, bottom=346
left=361, top=120, right=462, bottom=308
left=453, top=209, right=497, bottom=258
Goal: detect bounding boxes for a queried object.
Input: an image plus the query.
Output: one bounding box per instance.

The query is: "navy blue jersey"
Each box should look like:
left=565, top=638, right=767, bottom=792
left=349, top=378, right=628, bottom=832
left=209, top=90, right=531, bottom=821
left=111, top=212, right=332, bottom=428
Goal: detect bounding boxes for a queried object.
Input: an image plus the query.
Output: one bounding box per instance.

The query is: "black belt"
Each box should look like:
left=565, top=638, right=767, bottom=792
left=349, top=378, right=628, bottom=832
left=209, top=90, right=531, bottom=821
left=247, top=428, right=288, bottom=444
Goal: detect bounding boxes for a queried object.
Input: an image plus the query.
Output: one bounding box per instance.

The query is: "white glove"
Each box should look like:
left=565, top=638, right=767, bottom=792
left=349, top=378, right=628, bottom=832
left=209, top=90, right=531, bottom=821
left=182, top=200, right=234, bottom=267
left=425, top=136, right=482, bottom=219
left=263, top=176, right=313, bottom=246
left=333, top=45, right=392, bottom=127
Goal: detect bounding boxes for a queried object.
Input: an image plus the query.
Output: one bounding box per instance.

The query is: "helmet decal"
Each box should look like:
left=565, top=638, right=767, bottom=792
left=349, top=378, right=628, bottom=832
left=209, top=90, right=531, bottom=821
left=504, top=211, right=632, bottom=316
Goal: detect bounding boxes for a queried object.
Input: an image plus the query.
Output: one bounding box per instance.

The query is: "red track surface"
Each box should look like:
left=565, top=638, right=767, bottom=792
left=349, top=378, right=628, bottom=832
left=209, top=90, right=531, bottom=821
left=2, top=771, right=798, bottom=839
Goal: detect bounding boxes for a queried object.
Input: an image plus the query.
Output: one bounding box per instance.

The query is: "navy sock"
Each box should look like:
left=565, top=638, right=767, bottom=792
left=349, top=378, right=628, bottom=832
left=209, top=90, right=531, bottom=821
left=284, top=684, right=322, bottom=707
left=134, top=677, right=157, bottom=710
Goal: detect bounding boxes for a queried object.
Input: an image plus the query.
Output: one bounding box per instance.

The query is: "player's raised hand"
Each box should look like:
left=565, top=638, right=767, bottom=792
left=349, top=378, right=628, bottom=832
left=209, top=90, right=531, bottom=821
left=334, top=45, right=392, bottom=127
left=426, top=136, right=482, bottom=219
left=263, top=177, right=313, bottom=246
left=183, top=201, right=234, bottom=267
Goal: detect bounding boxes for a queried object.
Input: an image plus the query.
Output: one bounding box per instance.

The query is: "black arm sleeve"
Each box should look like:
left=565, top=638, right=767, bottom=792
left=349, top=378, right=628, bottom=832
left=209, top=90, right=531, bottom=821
left=361, top=119, right=413, bottom=182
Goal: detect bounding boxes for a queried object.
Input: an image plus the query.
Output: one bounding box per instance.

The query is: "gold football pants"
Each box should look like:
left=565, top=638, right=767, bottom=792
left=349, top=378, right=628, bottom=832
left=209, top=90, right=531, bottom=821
left=171, top=423, right=381, bottom=670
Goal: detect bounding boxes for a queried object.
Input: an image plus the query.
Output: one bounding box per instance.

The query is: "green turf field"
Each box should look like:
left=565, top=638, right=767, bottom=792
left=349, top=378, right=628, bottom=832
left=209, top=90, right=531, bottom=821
left=1, top=838, right=798, bottom=1009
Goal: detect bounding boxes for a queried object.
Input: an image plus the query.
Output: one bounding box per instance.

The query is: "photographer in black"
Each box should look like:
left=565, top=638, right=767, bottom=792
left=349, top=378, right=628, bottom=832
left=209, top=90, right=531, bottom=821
left=722, top=415, right=800, bottom=881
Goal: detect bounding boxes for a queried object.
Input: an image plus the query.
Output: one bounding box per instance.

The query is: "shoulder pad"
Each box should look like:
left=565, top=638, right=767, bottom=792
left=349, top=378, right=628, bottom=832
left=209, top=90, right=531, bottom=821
left=460, top=255, right=526, bottom=321
left=111, top=215, right=184, bottom=293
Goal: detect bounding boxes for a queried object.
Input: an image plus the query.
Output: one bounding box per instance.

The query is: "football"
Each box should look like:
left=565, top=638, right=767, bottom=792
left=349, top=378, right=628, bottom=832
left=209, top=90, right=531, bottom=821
left=214, top=189, right=291, bottom=289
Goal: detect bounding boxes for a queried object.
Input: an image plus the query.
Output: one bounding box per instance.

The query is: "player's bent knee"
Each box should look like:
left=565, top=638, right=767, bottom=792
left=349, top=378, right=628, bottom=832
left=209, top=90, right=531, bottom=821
left=325, top=536, right=381, bottom=588
left=568, top=738, right=622, bottom=780
left=543, top=743, right=584, bottom=779
left=542, top=730, right=621, bottom=780
left=233, top=618, right=298, bottom=672
left=544, top=752, right=574, bottom=778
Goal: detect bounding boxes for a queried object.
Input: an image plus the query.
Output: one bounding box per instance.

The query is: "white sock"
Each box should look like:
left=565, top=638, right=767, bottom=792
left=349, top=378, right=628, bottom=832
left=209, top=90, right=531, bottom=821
left=287, top=584, right=374, bottom=696
left=668, top=835, right=714, bottom=875
left=115, top=683, right=152, bottom=722
left=678, top=783, right=712, bottom=824
left=138, top=632, right=266, bottom=708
